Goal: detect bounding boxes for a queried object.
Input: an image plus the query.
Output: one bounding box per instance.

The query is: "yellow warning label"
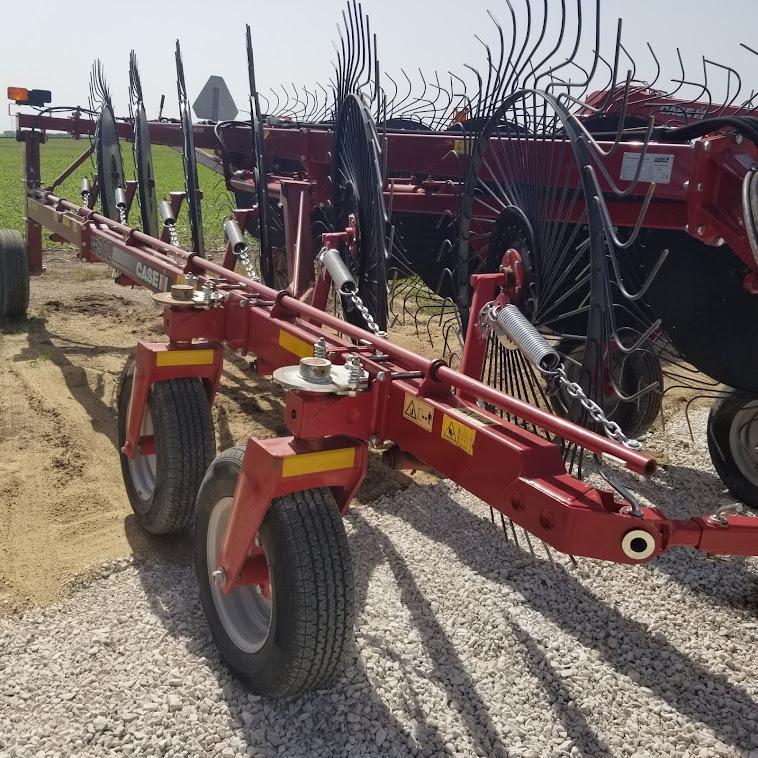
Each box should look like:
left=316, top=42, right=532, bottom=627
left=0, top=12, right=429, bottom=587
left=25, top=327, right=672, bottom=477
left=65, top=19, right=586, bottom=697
left=441, top=413, right=476, bottom=455
left=278, top=330, right=313, bottom=359
left=403, top=393, right=434, bottom=432
left=453, top=139, right=473, bottom=155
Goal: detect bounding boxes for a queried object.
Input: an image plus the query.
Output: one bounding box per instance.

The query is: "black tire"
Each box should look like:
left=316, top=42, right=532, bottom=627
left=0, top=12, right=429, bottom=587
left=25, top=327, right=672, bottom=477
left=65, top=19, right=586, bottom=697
left=708, top=389, right=758, bottom=510
left=117, top=360, right=216, bottom=534
left=195, top=446, right=355, bottom=697
left=558, top=336, right=663, bottom=439
left=0, top=229, right=30, bottom=320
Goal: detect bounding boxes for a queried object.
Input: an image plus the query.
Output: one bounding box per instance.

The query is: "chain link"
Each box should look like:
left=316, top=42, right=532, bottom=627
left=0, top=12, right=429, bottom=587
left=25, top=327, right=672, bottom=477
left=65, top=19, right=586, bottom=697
left=117, top=205, right=127, bottom=226
left=347, top=290, right=387, bottom=337
left=551, top=367, right=642, bottom=450
left=166, top=222, right=180, bottom=248
left=234, top=247, right=260, bottom=282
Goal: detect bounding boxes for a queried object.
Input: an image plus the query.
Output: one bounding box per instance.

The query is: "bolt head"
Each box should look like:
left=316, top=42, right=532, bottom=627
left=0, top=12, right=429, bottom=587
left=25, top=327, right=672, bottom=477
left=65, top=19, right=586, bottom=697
left=211, top=568, right=226, bottom=586
left=697, top=225, right=705, bottom=236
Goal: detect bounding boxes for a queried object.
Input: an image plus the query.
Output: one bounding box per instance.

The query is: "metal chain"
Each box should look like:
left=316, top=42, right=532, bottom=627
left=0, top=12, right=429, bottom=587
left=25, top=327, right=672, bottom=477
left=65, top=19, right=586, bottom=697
left=234, top=248, right=260, bottom=282
left=347, top=290, right=387, bottom=337
left=166, top=222, right=180, bottom=248
left=481, top=303, right=642, bottom=450
left=117, top=205, right=127, bottom=226
left=551, top=367, right=642, bottom=450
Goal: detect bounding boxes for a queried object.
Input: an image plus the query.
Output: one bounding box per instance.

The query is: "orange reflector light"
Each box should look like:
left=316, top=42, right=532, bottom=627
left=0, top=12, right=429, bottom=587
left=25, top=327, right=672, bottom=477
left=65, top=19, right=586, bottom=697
left=7, top=87, right=29, bottom=103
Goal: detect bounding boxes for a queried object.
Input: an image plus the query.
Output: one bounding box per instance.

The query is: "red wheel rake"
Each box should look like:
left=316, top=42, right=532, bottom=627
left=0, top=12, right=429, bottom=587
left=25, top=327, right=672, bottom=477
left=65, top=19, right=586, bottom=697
left=3, top=0, right=758, bottom=696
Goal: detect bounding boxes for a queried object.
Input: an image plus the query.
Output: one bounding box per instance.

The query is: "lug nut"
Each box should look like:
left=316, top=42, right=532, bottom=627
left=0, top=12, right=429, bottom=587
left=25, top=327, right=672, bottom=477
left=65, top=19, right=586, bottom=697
left=211, top=568, right=226, bottom=586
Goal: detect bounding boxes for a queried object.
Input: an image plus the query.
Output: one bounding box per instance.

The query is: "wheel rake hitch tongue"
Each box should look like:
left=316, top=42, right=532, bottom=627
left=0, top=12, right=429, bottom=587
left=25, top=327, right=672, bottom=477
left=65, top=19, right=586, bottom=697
left=7, top=0, right=758, bottom=696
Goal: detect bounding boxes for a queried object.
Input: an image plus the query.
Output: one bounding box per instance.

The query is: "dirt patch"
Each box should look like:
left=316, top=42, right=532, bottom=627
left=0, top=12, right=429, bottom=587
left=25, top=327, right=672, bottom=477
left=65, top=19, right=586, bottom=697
left=0, top=252, right=428, bottom=612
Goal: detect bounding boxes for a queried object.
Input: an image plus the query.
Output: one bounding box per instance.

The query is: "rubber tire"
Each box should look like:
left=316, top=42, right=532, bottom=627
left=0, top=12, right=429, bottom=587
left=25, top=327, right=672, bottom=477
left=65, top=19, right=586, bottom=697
left=557, top=338, right=663, bottom=439
left=613, top=349, right=664, bottom=439
left=708, top=389, right=758, bottom=511
left=0, top=229, right=30, bottom=320
left=195, top=446, right=355, bottom=697
left=118, top=361, right=216, bottom=534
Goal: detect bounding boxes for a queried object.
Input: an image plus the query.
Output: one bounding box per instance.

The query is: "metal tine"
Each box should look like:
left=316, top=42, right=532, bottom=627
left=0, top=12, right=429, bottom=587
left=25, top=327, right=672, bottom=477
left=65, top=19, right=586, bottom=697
left=383, top=72, right=401, bottom=116
left=288, top=83, right=305, bottom=121
left=473, top=33, right=496, bottom=119
left=405, top=69, right=432, bottom=120
left=315, top=82, right=332, bottom=122
left=619, top=43, right=637, bottom=85
left=128, top=51, right=144, bottom=117
left=428, top=72, right=455, bottom=129
left=543, top=7, right=589, bottom=98
left=612, top=42, right=671, bottom=114
left=278, top=84, right=293, bottom=118
left=704, top=59, right=743, bottom=117
left=89, top=59, right=112, bottom=111
left=530, top=0, right=571, bottom=95
left=480, top=8, right=511, bottom=114
left=303, top=86, right=316, bottom=123
left=571, top=72, right=655, bottom=162
left=668, top=57, right=714, bottom=121
left=267, top=87, right=280, bottom=117
left=391, top=69, right=416, bottom=117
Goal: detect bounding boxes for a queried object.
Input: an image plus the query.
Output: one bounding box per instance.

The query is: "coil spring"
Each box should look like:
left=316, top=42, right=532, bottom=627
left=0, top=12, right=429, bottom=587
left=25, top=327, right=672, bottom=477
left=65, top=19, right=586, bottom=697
left=318, top=248, right=357, bottom=294
left=494, top=304, right=560, bottom=373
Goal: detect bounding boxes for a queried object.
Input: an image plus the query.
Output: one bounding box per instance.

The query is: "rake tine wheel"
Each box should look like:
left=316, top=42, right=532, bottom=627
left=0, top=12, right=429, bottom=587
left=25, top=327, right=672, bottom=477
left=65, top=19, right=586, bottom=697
left=91, top=61, right=126, bottom=223
left=331, top=93, right=390, bottom=332
left=175, top=41, right=205, bottom=256
left=456, top=89, right=663, bottom=474
left=129, top=52, right=159, bottom=239
left=245, top=25, right=275, bottom=287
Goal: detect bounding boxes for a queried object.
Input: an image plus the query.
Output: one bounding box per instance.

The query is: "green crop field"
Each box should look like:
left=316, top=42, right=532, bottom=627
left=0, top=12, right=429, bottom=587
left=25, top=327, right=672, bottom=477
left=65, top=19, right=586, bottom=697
left=0, top=137, right=235, bottom=250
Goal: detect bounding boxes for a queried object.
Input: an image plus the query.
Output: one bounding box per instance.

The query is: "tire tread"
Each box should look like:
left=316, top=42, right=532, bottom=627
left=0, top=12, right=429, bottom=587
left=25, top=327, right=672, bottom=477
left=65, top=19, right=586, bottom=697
left=0, top=229, right=30, bottom=320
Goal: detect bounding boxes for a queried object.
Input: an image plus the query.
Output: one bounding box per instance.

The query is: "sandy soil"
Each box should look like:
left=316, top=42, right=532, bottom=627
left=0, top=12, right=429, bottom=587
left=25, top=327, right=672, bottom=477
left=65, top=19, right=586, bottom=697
left=0, top=251, right=432, bottom=612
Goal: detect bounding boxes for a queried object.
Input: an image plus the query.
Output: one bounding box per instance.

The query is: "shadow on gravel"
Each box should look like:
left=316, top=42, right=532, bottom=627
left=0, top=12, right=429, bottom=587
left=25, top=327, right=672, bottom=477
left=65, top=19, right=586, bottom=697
left=348, top=512, right=510, bottom=758
left=375, top=486, right=758, bottom=752
left=124, top=515, right=424, bottom=758
left=605, top=461, right=758, bottom=608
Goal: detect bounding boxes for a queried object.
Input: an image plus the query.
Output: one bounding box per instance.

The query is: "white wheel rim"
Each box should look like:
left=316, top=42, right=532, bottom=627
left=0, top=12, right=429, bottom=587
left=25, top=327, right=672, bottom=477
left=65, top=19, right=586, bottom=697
left=729, top=400, right=758, bottom=488
left=207, top=497, right=272, bottom=654
left=127, top=404, right=157, bottom=502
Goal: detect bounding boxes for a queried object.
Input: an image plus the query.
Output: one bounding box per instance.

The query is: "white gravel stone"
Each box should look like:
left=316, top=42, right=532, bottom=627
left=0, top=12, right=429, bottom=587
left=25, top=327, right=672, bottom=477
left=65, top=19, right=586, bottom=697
left=1, top=406, right=757, bottom=757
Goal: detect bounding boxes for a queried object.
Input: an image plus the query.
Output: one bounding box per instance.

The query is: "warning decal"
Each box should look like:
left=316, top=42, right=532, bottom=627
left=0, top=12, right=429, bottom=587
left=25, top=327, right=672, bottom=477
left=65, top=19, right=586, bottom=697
left=403, top=394, right=434, bottom=432
left=440, top=414, right=476, bottom=455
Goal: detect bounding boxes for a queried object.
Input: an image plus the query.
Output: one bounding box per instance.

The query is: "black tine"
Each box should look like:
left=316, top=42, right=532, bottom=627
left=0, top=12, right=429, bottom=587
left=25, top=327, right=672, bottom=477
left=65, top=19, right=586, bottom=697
left=498, top=512, right=510, bottom=543
left=507, top=518, right=520, bottom=548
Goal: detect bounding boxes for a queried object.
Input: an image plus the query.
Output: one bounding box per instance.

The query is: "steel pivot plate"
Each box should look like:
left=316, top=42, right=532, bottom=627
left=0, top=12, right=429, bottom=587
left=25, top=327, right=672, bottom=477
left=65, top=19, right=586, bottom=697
left=273, top=357, right=368, bottom=394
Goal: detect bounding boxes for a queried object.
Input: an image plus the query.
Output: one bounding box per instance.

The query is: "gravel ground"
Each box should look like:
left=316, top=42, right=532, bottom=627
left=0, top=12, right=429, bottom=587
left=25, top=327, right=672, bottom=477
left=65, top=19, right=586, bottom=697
left=2, top=408, right=758, bottom=758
